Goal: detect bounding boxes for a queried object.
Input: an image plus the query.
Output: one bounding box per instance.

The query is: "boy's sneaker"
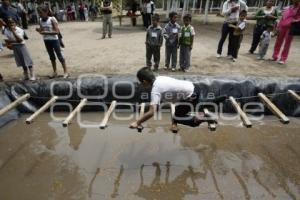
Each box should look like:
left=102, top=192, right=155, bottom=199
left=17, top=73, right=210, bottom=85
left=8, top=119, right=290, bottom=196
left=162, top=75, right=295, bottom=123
left=171, top=68, right=176, bottom=72
left=164, top=66, right=169, bottom=70
left=232, top=58, right=237, bottom=62
left=257, top=56, right=263, bottom=60
left=278, top=60, right=285, bottom=65
left=248, top=50, right=254, bottom=54
left=216, top=54, right=221, bottom=58
left=227, top=55, right=233, bottom=59
left=29, top=76, right=36, bottom=81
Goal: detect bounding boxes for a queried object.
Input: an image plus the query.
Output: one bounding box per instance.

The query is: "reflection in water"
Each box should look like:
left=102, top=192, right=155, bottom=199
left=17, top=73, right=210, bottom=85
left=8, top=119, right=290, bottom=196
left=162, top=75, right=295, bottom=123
left=67, top=122, right=86, bottom=151
left=135, top=162, right=205, bottom=200
left=88, top=168, right=100, bottom=198
left=111, top=165, right=124, bottom=198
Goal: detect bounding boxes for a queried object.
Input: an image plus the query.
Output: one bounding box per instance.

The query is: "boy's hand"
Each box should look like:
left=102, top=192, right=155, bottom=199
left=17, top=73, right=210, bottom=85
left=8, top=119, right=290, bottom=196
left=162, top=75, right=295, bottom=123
left=129, top=121, right=139, bottom=129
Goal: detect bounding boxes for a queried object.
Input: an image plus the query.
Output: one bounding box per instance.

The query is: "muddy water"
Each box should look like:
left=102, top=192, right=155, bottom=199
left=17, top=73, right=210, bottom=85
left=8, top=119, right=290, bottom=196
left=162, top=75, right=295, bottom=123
left=0, top=112, right=299, bottom=200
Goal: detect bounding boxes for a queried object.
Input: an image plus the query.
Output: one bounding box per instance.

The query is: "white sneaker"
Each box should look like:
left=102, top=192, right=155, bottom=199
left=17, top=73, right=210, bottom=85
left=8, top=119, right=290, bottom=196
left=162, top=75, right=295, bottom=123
left=278, top=60, right=285, bottom=65
left=232, top=58, right=237, bottom=62
left=257, top=56, right=263, bottom=60
left=29, top=76, right=36, bottom=81
left=171, top=68, right=176, bottom=72
left=227, top=55, right=233, bottom=59
left=216, top=54, right=221, bottom=58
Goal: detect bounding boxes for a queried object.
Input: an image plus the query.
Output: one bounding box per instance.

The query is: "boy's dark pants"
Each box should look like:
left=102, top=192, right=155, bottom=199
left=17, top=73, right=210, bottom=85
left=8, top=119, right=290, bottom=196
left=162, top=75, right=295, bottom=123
left=231, top=35, right=244, bottom=59
left=249, top=24, right=266, bottom=53
left=217, top=22, right=235, bottom=56
left=165, top=45, right=178, bottom=69
left=173, top=84, right=200, bottom=127
left=180, top=45, right=191, bottom=70
left=146, top=45, right=160, bottom=69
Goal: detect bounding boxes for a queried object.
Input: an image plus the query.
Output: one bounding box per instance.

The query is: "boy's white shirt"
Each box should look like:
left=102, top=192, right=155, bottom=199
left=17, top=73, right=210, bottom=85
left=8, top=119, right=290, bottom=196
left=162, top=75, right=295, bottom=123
left=4, top=27, right=25, bottom=44
left=150, top=76, right=194, bottom=105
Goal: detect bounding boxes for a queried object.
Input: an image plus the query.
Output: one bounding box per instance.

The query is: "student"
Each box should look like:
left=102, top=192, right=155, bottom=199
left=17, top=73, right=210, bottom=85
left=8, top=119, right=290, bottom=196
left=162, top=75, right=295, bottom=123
left=179, top=14, right=195, bottom=72
left=217, top=0, right=248, bottom=58
left=129, top=67, right=226, bottom=130
left=257, top=24, right=273, bottom=60
left=145, top=14, right=163, bottom=71
left=3, top=18, right=35, bottom=81
left=228, top=10, right=247, bottom=62
left=163, top=12, right=180, bottom=72
left=36, top=5, right=69, bottom=79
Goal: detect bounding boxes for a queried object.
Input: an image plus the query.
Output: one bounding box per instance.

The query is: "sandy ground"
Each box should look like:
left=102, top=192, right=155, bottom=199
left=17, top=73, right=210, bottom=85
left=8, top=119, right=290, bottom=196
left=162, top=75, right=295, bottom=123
left=0, top=113, right=300, bottom=200
left=1, top=15, right=300, bottom=81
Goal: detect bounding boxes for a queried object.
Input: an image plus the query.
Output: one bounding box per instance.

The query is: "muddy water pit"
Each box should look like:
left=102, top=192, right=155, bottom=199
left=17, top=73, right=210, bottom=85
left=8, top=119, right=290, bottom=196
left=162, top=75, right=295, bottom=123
left=0, top=112, right=299, bottom=200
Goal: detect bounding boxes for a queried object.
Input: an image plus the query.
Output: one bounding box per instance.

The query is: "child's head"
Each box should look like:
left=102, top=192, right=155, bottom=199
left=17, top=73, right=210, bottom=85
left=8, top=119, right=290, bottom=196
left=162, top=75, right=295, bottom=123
left=7, top=18, right=16, bottom=29
left=239, top=10, right=247, bottom=21
left=152, top=14, right=160, bottom=26
left=137, top=67, right=156, bottom=88
left=183, top=14, right=192, bottom=26
left=38, top=5, right=50, bottom=19
left=169, top=12, right=178, bottom=24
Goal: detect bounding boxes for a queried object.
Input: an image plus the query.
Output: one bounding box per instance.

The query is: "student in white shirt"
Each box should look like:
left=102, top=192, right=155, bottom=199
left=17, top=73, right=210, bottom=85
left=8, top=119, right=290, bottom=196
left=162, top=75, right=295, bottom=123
left=3, top=18, right=35, bottom=80
left=129, top=67, right=226, bottom=131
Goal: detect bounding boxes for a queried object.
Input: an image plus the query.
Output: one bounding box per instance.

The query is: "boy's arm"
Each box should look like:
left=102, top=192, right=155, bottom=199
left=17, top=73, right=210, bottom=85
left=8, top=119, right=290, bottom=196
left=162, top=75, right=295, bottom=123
left=190, top=27, right=195, bottom=49
left=163, top=25, right=169, bottom=40
left=130, top=104, right=157, bottom=128
left=190, top=35, right=194, bottom=49
left=159, top=29, right=163, bottom=46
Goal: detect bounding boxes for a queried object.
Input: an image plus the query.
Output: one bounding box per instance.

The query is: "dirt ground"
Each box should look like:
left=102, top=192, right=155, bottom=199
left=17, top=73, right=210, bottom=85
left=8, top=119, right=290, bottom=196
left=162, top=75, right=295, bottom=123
left=1, top=15, right=300, bottom=80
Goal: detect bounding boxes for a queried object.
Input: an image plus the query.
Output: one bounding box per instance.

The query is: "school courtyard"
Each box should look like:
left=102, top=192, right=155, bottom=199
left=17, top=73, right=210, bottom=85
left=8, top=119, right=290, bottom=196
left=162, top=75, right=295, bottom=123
left=1, top=15, right=300, bottom=80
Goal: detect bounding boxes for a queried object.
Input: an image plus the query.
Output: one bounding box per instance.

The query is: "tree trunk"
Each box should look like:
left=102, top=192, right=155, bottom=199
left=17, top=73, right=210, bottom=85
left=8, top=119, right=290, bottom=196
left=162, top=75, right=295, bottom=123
left=204, top=0, right=210, bottom=24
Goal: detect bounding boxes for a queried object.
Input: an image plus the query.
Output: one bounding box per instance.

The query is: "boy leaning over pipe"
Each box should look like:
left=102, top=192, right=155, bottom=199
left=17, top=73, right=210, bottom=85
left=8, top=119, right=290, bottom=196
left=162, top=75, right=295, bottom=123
left=129, top=67, right=227, bottom=131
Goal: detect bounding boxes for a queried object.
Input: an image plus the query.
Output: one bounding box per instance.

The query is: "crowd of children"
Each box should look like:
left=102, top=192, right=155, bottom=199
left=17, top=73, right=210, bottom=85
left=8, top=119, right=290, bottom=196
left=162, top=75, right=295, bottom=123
left=146, top=12, right=195, bottom=72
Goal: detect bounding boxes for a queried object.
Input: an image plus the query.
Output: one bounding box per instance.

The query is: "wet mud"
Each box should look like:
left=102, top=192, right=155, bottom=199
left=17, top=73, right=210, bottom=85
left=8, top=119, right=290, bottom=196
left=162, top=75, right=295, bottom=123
left=0, top=113, right=300, bottom=200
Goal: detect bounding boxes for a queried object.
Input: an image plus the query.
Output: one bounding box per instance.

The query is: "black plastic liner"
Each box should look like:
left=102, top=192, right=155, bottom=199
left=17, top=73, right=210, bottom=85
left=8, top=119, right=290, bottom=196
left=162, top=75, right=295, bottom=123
left=0, top=75, right=299, bottom=127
